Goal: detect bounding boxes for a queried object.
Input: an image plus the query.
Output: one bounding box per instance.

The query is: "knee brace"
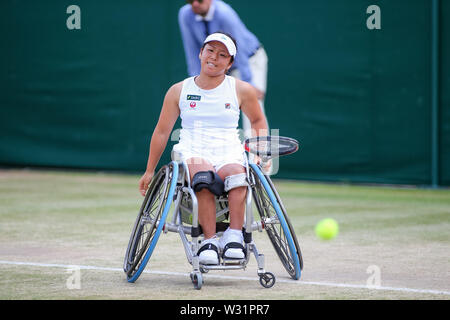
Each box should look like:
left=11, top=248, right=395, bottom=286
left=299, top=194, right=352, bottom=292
left=192, top=171, right=224, bottom=196
left=224, top=173, right=248, bottom=192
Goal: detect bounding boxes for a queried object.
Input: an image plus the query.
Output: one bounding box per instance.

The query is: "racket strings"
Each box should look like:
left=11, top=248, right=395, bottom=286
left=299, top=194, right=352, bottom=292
left=245, top=136, right=299, bottom=158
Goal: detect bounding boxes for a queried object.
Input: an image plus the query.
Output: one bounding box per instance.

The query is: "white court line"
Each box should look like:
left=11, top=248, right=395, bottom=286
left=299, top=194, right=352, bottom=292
left=1, top=260, right=449, bottom=296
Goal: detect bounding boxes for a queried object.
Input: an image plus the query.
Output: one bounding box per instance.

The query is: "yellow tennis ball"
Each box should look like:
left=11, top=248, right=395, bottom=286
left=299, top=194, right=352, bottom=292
left=315, top=218, right=339, bottom=240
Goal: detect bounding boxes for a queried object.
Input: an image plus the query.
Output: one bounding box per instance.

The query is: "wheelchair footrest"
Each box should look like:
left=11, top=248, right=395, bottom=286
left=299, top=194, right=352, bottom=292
left=200, top=262, right=245, bottom=271
left=222, top=258, right=246, bottom=265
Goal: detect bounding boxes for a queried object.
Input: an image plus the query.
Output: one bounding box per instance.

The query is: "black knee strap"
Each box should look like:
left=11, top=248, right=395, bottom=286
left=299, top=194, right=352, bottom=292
left=192, top=171, right=224, bottom=196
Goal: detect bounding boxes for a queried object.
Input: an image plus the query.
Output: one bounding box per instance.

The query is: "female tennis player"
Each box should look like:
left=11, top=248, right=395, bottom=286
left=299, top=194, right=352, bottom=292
left=138, top=32, right=268, bottom=265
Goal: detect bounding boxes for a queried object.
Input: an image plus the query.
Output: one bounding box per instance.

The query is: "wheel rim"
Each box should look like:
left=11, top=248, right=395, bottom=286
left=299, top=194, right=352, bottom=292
left=250, top=165, right=302, bottom=279
left=264, top=176, right=304, bottom=271
left=124, top=166, right=170, bottom=277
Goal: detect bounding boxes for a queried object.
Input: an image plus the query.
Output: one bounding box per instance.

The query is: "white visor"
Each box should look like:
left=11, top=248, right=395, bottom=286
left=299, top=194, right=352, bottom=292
left=203, top=33, right=236, bottom=57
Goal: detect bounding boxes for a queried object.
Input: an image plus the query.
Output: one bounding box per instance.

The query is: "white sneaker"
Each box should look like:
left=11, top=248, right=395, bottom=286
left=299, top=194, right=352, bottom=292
left=198, top=237, right=219, bottom=265
left=219, top=228, right=245, bottom=259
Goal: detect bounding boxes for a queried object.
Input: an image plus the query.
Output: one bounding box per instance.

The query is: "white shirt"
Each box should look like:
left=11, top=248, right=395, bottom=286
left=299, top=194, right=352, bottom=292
left=176, top=75, right=243, bottom=160
left=194, top=2, right=215, bottom=22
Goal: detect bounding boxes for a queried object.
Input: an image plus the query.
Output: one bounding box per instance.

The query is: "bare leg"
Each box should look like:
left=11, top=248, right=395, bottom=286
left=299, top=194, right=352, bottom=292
left=217, top=164, right=247, bottom=231
left=187, top=158, right=216, bottom=239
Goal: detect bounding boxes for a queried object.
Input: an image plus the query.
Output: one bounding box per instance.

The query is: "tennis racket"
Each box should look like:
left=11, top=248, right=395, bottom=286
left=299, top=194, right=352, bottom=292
left=244, top=136, right=299, bottom=159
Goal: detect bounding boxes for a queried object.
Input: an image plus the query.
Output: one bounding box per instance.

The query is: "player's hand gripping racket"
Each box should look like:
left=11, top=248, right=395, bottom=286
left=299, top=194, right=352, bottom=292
left=244, top=136, right=299, bottom=162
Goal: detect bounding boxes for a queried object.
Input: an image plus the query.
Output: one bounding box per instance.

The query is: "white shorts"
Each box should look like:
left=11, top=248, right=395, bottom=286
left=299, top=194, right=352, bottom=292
left=172, top=142, right=246, bottom=172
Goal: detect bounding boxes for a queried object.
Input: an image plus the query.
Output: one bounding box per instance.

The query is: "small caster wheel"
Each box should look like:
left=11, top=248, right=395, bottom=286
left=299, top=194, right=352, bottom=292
left=259, top=272, right=275, bottom=288
left=190, top=272, right=203, bottom=290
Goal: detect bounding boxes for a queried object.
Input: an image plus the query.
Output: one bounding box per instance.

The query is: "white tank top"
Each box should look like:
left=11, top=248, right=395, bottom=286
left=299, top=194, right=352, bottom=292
left=177, top=75, right=242, bottom=151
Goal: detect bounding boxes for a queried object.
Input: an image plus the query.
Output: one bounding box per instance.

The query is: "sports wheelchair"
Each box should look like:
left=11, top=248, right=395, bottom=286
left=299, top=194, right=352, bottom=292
left=123, top=136, right=303, bottom=289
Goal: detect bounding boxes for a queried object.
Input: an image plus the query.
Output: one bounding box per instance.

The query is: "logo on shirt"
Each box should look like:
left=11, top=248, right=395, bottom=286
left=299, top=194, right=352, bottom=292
left=187, top=94, right=201, bottom=101
left=225, top=103, right=231, bottom=109
left=190, top=102, right=197, bottom=108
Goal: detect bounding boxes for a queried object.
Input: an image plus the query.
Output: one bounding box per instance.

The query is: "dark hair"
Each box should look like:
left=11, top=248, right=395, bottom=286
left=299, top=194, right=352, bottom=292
left=202, top=31, right=237, bottom=63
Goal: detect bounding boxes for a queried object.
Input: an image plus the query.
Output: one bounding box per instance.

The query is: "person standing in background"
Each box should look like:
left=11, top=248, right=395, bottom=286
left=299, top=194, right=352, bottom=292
left=178, top=0, right=269, bottom=139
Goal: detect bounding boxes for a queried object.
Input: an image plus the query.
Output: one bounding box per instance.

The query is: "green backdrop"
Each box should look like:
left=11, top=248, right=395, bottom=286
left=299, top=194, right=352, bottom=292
left=1, top=0, right=448, bottom=186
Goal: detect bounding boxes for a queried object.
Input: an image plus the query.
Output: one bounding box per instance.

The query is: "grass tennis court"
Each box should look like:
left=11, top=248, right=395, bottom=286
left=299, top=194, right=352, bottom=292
left=0, top=168, right=449, bottom=300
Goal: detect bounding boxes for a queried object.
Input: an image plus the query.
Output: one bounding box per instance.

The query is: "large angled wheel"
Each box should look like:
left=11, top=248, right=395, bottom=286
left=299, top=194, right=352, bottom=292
left=123, top=162, right=178, bottom=282
left=250, top=164, right=303, bottom=280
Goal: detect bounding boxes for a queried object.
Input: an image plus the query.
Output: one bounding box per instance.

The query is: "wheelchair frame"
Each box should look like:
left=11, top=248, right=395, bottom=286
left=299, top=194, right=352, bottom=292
left=123, top=156, right=302, bottom=289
